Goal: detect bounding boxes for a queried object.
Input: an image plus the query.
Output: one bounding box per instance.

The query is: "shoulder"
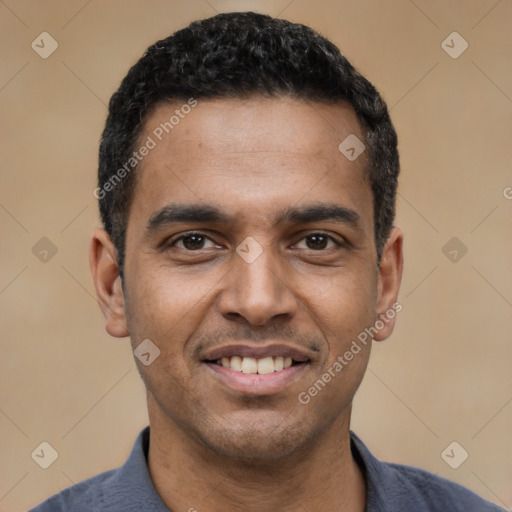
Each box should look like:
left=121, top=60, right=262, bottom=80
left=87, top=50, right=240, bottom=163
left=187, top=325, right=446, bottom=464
left=28, top=427, right=169, bottom=512
left=350, top=432, right=506, bottom=512
left=28, top=468, right=118, bottom=512
left=385, top=461, right=505, bottom=511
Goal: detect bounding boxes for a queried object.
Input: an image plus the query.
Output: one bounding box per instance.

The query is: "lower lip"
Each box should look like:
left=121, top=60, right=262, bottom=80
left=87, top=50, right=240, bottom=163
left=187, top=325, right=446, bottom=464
left=204, top=362, right=309, bottom=395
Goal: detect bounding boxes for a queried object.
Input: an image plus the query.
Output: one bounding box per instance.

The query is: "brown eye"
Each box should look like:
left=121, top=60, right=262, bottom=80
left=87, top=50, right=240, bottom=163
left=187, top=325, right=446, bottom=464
left=170, top=232, right=218, bottom=251
left=305, top=234, right=329, bottom=250
left=181, top=234, right=206, bottom=250
left=295, top=233, right=340, bottom=251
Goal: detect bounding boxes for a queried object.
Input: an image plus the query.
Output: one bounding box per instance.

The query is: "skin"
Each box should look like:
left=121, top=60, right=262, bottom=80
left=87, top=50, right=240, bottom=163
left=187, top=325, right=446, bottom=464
left=90, top=96, right=403, bottom=512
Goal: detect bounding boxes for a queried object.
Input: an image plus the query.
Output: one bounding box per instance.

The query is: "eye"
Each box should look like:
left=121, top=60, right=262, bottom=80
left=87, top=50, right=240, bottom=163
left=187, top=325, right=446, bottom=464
left=293, top=232, right=341, bottom=251
left=169, top=232, right=219, bottom=251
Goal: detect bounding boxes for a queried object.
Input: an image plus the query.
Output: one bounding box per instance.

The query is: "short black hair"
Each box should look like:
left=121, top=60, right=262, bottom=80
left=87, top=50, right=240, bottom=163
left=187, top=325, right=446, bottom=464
left=98, top=11, right=399, bottom=276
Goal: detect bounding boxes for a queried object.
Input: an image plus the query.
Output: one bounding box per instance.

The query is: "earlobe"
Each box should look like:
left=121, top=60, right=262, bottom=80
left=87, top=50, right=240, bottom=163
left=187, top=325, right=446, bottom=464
left=89, top=228, right=129, bottom=338
left=374, top=226, right=404, bottom=342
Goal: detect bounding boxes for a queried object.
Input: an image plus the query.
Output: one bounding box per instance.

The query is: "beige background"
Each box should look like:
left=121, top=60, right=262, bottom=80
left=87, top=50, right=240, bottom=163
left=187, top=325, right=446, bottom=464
left=1, top=0, right=511, bottom=510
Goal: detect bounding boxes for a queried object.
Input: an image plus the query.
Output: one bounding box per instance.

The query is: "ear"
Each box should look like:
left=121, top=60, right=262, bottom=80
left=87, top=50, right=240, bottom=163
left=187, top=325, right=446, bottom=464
left=373, top=226, right=404, bottom=342
left=89, top=228, right=129, bottom=338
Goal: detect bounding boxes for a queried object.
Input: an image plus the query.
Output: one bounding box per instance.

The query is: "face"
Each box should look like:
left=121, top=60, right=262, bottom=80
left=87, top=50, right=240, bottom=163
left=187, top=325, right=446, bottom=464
left=91, top=96, right=402, bottom=462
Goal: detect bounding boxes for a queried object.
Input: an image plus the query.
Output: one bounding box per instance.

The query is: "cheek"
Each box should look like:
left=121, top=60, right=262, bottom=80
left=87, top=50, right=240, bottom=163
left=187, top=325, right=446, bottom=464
left=295, top=266, right=377, bottom=347
left=301, top=345, right=371, bottom=423
left=124, top=262, right=223, bottom=353
left=313, top=270, right=376, bottom=400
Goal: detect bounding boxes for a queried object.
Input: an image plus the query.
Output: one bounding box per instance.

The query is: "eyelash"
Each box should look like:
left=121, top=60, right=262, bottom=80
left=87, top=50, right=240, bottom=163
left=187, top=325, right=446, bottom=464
left=166, top=231, right=344, bottom=251
left=167, top=231, right=220, bottom=250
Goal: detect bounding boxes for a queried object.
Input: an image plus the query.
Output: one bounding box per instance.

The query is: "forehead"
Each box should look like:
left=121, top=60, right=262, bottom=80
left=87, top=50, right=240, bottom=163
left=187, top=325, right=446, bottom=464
left=128, top=96, right=372, bottom=230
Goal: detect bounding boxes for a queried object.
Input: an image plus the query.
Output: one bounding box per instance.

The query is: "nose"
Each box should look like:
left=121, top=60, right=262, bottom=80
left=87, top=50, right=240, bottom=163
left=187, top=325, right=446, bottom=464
left=218, top=242, right=298, bottom=326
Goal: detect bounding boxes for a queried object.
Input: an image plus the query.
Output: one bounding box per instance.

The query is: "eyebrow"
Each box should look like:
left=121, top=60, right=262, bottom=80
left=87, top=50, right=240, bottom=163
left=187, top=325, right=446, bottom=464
left=146, top=204, right=231, bottom=234
left=145, top=202, right=362, bottom=236
left=279, top=203, right=361, bottom=228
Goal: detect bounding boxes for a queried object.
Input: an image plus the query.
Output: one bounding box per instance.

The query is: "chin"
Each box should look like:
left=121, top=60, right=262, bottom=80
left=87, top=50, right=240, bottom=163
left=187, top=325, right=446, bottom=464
left=196, top=416, right=317, bottom=464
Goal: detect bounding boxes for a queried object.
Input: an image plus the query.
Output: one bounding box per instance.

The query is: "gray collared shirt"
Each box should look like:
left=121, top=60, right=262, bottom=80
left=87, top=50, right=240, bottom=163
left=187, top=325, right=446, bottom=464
left=29, top=426, right=506, bottom=511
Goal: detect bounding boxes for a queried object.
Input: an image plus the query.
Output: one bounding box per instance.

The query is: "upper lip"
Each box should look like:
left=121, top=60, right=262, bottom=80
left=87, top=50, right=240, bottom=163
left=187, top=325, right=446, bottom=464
left=201, top=343, right=313, bottom=363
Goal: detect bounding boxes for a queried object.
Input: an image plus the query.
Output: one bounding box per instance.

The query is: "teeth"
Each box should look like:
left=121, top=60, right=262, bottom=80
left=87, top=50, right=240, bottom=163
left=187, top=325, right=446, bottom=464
left=241, top=357, right=258, bottom=374
left=257, top=357, right=275, bottom=375
left=213, top=355, right=303, bottom=374
left=231, top=356, right=242, bottom=371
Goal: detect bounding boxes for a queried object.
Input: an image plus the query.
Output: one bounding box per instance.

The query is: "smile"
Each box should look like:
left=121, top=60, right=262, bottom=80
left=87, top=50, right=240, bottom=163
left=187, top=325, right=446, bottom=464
left=201, top=343, right=314, bottom=394
left=210, top=355, right=301, bottom=374
left=202, top=359, right=311, bottom=396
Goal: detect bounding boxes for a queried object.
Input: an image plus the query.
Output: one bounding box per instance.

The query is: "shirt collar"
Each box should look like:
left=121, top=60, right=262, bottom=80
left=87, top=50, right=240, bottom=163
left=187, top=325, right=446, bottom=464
left=116, top=426, right=389, bottom=511
left=350, top=430, right=396, bottom=511
left=107, top=426, right=170, bottom=511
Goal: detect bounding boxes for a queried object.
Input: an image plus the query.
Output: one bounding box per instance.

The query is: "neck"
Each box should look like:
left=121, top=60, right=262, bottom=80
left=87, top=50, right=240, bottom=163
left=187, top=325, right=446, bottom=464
left=146, top=400, right=366, bottom=512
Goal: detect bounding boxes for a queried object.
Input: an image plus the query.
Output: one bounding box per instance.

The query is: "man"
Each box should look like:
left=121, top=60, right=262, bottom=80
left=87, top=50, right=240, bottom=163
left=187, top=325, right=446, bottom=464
left=30, top=11, right=505, bottom=512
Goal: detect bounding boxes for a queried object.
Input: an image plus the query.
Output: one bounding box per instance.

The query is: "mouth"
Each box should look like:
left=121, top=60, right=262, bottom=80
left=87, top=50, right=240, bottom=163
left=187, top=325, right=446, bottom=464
left=201, top=344, right=313, bottom=395
left=205, top=355, right=307, bottom=375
